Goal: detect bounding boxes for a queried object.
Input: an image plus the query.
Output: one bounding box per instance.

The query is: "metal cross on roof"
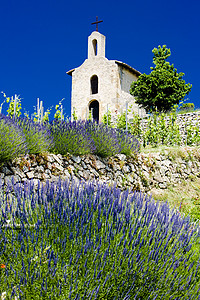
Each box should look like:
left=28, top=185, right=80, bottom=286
left=91, top=16, right=103, bottom=32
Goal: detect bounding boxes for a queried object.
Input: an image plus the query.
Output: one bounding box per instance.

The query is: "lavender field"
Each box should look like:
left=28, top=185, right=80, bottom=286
left=0, top=115, right=140, bottom=163
left=0, top=115, right=200, bottom=299
left=0, top=178, right=199, bottom=299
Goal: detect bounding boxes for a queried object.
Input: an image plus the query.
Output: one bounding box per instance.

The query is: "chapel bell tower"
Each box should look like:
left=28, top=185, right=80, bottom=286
left=67, top=18, right=142, bottom=122
left=88, top=31, right=106, bottom=59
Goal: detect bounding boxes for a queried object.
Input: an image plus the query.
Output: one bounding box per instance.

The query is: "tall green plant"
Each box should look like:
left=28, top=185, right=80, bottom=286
left=157, top=113, right=168, bottom=144
left=54, top=99, right=65, bottom=121
left=129, top=112, right=142, bottom=139
left=144, top=112, right=160, bottom=147
left=130, top=45, right=192, bottom=113
left=116, top=111, right=126, bottom=130
left=102, top=109, right=112, bottom=126
left=1, top=93, right=22, bottom=118
left=167, top=111, right=181, bottom=146
left=185, top=121, right=200, bottom=146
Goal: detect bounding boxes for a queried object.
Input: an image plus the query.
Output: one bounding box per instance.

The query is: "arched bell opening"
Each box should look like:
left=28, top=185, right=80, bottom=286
left=89, top=100, right=99, bottom=122
left=92, top=39, right=98, bottom=56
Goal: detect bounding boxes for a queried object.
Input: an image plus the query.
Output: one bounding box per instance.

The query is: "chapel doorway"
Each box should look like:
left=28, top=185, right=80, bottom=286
left=89, top=100, right=99, bottom=122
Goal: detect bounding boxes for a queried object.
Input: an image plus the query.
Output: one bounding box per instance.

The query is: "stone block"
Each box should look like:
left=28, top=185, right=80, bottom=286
left=71, top=155, right=81, bottom=164
left=52, top=163, right=64, bottom=172
left=26, top=171, right=35, bottom=179
left=89, top=168, right=99, bottom=178
left=46, top=155, right=55, bottom=163
left=153, top=172, right=163, bottom=183
left=160, top=166, right=168, bottom=175
left=105, top=166, right=112, bottom=172
left=57, top=154, right=63, bottom=160
left=74, top=163, right=83, bottom=171
left=115, top=154, right=126, bottom=161
left=4, top=175, right=20, bottom=185
left=95, top=160, right=106, bottom=170
left=129, top=163, right=136, bottom=172
left=45, top=169, right=51, bottom=175
left=51, top=154, right=63, bottom=165
left=22, top=166, right=30, bottom=173
left=37, top=165, right=45, bottom=173
left=113, top=163, right=121, bottom=172
left=79, top=170, right=90, bottom=180
left=162, top=159, right=171, bottom=168
left=142, top=170, right=150, bottom=180
left=0, top=173, right=5, bottom=179
left=64, top=169, right=71, bottom=178
left=1, top=166, right=13, bottom=176
left=158, top=181, right=168, bottom=189
left=126, top=174, right=134, bottom=183
left=81, top=161, right=87, bottom=169
left=122, top=165, right=130, bottom=173
left=42, top=173, right=51, bottom=180
left=14, top=167, right=26, bottom=179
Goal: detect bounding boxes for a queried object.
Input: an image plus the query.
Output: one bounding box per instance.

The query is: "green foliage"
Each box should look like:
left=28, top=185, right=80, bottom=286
left=33, top=107, right=52, bottom=124
left=180, top=102, right=195, bottom=111
left=183, top=103, right=195, bottom=109
left=157, top=113, right=168, bottom=144
left=130, top=45, right=192, bottom=113
left=88, top=110, right=93, bottom=121
left=116, top=112, right=127, bottom=130
left=43, top=108, right=51, bottom=123
left=54, top=99, right=64, bottom=120
left=72, top=107, right=78, bottom=121
left=102, top=106, right=200, bottom=148
left=144, top=112, right=160, bottom=147
left=1, top=93, right=22, bottom=118
left=129, top=112, right=142, bottom=138
left=142, top=110, right=182, bottom=147
left=116, top=107, right=132, bottom=131
left=185, top=121, right=200, bottom=146
left=102, top=109, right=112, bottom=126
left=167, top=111, right=181, bottom=146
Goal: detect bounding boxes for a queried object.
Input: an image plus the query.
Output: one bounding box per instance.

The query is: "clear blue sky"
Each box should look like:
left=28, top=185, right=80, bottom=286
left=0, top=0, right=199, bottom=119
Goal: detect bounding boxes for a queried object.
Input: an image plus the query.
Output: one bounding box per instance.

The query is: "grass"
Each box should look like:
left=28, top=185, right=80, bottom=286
left=141, top=145, right=200, bottom=223
left=141, top=144, right=200, bottom=156
left=176, top=108, right=200, bottom=115
left=148, top=177, right=200, bottom=223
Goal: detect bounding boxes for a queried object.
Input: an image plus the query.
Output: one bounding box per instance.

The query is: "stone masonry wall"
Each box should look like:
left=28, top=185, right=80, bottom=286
left=1, top=147, right=200, bottom=192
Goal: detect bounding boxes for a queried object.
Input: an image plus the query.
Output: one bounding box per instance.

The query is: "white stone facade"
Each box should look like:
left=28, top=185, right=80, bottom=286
left=67, top=31, right=145, bottom=122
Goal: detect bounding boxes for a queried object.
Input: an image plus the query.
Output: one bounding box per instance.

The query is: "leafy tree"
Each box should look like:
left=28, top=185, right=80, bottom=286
left=130, top=45, right=192, bottom=113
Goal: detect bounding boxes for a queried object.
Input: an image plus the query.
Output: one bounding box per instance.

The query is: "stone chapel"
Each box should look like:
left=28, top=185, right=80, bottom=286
left=67, top=30, right=145, bottom=122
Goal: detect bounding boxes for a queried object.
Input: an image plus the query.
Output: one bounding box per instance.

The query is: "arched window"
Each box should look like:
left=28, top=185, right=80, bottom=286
left=89, top=100, right=99, bottom=122
left=92, top=39, right=97, bottom=56
left=91, top=75, right=98, bottom=94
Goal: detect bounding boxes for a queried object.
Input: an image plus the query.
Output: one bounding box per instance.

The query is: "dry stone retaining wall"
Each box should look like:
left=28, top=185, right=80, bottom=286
left=1, top=147, right=200, bottom=192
